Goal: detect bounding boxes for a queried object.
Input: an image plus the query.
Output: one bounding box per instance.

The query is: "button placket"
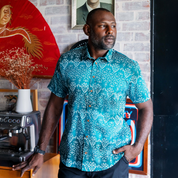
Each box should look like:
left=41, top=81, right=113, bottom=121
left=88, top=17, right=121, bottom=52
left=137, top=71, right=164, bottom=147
left=88, top=60, right=99, bottom=110
left=83, top=60, right=99, bottom=165
left=83, top=136, right=90, bottom=164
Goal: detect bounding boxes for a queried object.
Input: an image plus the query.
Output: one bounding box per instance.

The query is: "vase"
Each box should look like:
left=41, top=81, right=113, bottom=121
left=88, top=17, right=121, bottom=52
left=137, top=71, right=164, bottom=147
left=15, top=89, right=33, bottom=113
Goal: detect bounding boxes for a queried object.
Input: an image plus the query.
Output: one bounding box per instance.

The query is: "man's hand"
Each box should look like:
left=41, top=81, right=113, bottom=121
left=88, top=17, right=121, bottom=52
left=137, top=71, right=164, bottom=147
left=113, top=99, right=153, bottom=163
left=12, top=153, right=44, bottom=177
left=113, top=142, right=143, bottom=162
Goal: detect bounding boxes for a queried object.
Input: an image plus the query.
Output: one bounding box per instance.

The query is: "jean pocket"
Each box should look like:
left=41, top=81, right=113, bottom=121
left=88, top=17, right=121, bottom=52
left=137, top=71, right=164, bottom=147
left=122, top=156, right=129, bottom=164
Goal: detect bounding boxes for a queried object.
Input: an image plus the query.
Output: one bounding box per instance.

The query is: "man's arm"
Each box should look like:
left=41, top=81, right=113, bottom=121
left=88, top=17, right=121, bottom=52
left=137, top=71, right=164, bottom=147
left=12, top=92, right=65, bottom=177
left=113, top=99, right=153, bottom=162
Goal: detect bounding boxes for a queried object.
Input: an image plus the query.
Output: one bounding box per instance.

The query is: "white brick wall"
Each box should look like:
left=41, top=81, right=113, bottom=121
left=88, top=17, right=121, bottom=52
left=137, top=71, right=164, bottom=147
left=0, top=0, right=151, bottom=177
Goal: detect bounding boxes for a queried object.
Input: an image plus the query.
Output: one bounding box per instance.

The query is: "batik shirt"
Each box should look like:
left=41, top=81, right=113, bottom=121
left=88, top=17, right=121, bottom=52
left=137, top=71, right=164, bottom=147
left=48, top=45, right=150, bottom=172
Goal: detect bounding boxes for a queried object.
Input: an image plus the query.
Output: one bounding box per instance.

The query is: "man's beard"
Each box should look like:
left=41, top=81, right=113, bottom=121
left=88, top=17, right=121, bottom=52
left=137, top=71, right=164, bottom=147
left=90, top=32, right=116, bottom=50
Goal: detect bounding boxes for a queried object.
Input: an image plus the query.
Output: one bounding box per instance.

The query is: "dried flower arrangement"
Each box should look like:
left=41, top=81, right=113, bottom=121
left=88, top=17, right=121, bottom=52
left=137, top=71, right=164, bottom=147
left=0, top=48, right=46, bottom=89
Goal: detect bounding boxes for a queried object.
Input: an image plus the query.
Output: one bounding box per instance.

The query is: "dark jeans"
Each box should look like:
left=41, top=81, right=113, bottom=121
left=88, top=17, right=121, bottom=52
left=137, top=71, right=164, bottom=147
left=58, top=156, right=129, bottom=178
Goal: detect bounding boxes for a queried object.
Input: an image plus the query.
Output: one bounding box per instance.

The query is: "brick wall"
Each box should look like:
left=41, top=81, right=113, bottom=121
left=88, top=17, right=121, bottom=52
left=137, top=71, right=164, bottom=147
left=0, top=0, right=150, bottom=177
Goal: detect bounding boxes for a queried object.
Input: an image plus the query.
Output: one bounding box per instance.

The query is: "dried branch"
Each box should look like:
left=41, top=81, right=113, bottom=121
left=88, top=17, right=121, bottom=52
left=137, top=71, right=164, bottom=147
left=0, top=48, right=46, bottom=89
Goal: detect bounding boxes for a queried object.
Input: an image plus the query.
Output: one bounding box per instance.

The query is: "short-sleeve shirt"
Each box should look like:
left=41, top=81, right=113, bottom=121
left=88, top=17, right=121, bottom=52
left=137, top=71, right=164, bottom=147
left=48, top=45, right=150, bottom=172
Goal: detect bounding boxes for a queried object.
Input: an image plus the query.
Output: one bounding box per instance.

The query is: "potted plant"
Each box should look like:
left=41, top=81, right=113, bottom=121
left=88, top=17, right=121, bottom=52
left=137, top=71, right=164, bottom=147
left=0, top=48, right=46, bottom=113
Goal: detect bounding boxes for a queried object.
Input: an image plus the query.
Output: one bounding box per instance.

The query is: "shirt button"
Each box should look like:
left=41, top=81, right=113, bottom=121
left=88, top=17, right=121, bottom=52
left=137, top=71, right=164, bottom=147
left=93, top=76, right=95, bottom=78
left=85, top=152, right=87, bottom=154
left=87, top=120, right=89, bottom=122
left=86, top=136, right=88, bottom=138
left=95, top=62, right=97, bottom=64
left=89, top=105, right=91, bottom=107
left=90, top=90, right=93, bottom=92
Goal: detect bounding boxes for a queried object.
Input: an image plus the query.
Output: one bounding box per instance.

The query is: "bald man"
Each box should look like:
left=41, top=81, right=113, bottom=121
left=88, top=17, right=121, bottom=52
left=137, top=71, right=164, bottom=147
left=13, top=8, right=153, bottom=178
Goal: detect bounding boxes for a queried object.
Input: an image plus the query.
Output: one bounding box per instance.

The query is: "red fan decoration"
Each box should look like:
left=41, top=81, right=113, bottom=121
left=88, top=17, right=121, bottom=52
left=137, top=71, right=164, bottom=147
left=0, top=0, right=60, bottom=77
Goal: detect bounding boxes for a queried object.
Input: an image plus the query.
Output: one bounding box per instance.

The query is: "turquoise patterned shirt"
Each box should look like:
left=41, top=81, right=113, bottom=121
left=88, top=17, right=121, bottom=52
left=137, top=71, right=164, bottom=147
left=48, top=45, right=150, bottom=172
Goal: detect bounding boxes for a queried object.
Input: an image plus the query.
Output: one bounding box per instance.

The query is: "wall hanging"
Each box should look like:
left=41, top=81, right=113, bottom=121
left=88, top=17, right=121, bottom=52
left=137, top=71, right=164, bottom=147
left=0, top=0, right=60, bottom=78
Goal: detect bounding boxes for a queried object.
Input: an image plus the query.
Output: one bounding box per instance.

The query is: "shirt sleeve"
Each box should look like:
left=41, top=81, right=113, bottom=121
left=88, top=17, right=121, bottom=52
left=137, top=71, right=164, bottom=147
left=48, top=57, right=68, bottom=98
left=128, top=61, right=150, bottom=104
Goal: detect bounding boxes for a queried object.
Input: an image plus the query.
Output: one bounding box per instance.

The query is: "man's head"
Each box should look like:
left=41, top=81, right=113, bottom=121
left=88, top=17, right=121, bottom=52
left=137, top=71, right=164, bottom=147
left=0, top=5, right=12, bottom=27
left=83, top=8, right=116, bottom=51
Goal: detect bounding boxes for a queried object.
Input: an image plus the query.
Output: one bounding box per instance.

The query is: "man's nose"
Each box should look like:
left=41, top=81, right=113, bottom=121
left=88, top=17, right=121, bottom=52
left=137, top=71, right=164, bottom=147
left=106, top=25, right=113, bottom=34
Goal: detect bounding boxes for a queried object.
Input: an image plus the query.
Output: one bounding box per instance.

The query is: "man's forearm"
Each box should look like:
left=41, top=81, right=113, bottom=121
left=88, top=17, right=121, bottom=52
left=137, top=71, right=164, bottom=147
left=135, top=99, right=153, bottom=147
left=37, top=93, right=65, bottom=151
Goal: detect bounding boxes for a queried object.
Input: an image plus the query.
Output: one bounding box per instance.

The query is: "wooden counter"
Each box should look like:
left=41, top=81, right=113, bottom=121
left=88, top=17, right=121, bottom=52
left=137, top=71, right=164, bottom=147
left=0, top=153, right=60, bottom=178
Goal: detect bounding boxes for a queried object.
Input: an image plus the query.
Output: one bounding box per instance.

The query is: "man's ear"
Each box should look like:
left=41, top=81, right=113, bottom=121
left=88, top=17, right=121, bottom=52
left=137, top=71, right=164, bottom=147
left=83, top=24, right=90, bottom=36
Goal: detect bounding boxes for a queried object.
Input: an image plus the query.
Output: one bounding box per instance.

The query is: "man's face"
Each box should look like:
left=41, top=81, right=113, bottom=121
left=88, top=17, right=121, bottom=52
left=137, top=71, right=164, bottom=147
left=0, top=6, right=11, bottom=26
left=89, top=10, right=116, bottom=50
left=87, top=0, right=100, bottom=4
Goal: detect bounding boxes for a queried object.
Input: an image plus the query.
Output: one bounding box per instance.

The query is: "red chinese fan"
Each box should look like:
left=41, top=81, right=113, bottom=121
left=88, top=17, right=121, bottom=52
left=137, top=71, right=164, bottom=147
left=0, top=0, right=60, bottom=77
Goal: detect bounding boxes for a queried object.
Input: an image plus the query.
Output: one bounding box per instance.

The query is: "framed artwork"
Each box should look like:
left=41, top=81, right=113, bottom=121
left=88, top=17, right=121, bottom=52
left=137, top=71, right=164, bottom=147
left=124, top=99, right=148, bottom=175
left=72, top=0, right=115, bottom=29
left=0, top=89, right=38, bottom=112
left=0, top=0, right=60, bottom=78
left=57, top=98, right=148, bottom=175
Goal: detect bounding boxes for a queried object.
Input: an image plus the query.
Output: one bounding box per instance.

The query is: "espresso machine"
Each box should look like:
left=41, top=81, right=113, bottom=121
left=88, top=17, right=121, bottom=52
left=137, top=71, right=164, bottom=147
left=0, top=111, right=41, bottom=166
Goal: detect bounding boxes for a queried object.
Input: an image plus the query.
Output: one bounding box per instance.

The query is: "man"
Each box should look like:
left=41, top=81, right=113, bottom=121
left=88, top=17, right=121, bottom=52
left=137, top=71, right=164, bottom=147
left=77, top=0, right=113, bottom=25
left=12, top=8, right=153, bottom=178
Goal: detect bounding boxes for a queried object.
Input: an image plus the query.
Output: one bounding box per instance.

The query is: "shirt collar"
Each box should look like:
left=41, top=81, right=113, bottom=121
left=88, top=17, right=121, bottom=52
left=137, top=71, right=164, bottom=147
left=84, top=44, right=113, bottom=62
left=86, top=2, right=100, bottom=12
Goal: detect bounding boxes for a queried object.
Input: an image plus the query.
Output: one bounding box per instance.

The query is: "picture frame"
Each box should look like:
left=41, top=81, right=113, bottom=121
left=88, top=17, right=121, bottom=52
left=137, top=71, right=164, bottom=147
left=71, top=0, right=115, bottom=29
left=57, top=98, right=148, bottom=175
left=125, top=99, right=148, bottom=175
left=0, top=89, right=38, bottom=112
